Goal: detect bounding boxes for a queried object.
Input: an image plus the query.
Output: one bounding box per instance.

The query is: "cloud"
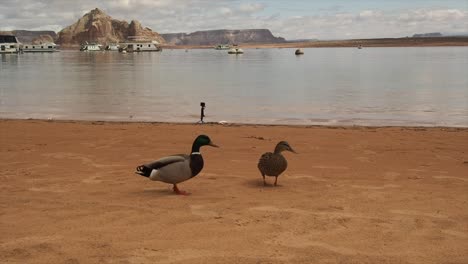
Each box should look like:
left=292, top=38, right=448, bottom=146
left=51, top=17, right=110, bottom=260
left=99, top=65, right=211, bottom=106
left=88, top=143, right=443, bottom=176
left=239, top=3, right=265, bottom=14
left=0, top=1, right=466, bottom=40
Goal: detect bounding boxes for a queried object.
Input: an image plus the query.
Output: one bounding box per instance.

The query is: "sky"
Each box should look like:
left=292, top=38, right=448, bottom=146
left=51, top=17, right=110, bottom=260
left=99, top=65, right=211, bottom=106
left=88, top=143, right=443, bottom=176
left=0, top=0, right=467, bottom=40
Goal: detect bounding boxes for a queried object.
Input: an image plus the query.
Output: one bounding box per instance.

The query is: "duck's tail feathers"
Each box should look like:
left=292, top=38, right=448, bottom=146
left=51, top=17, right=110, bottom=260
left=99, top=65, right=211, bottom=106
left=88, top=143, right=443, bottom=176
left=135, top=165, right=152, bottom=177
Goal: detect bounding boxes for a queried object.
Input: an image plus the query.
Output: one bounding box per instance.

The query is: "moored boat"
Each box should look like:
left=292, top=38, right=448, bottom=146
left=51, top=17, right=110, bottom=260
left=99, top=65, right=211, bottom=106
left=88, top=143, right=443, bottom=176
left=228, top=47, right=244, bottom=54
left=215, top=44, right=230, bottom=50
left=80, top=42, right=102, bottom=51
left=105, top=43, right=120, bottom=51
left=23, top=43, right=59, bottom=52
left=295, top=48, right=304, bottom=55
left=118, top=37, right=161, bottom=52
left=0, top=35, right=21, bottom=54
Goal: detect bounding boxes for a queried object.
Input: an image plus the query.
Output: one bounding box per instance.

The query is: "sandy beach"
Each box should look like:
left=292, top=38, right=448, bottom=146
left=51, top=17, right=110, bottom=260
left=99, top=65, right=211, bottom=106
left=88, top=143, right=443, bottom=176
left=1, top=119, right=467, bottom=263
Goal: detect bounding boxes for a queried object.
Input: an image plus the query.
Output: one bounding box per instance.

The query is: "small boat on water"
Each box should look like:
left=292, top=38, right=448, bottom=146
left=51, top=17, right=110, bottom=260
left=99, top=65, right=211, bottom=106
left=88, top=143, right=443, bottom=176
left=80, top=42, right=102, bottom=51
left=23, top=43, right=59, bottom=52
left=105, top=43, right=120, bottom=51
left=215, top=44, right=230, bottom=50
left=295, top=48, right=304, bottom=55
left=228, top=47, right=244, bottom=54
left=0, top=34, right=21, bottom=54
left=358, top=45, right=363, bottom=49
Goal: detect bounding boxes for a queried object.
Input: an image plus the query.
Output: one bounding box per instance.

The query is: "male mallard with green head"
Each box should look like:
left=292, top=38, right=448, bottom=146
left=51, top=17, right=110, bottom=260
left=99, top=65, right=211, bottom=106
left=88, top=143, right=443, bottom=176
left=136, top=135, right=219, bottom=195
left=258, top=141, right=297, bottom=186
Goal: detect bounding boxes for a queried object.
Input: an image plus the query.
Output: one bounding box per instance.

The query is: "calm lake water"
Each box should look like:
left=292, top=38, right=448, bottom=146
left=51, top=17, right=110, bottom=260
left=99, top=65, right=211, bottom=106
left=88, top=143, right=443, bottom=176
left=1, top=47, right=467, bottom=126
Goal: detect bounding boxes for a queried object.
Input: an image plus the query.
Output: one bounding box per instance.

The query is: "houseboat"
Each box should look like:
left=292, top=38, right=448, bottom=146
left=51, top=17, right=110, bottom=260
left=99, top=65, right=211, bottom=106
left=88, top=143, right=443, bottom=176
left=0, top=34, right=21, bottom=54
left=23, top=43, right=59, bottom=52
left=228, top=47, right=244, bottom=54
left=105, top=43, right=120, bottom=51
left=295, top=48, right=304, bottom=55
left=215, top=44, right=230, bottom=50
left=118, top=38, right=161, bottom=52
left=80, top=42, right=102, bottom=51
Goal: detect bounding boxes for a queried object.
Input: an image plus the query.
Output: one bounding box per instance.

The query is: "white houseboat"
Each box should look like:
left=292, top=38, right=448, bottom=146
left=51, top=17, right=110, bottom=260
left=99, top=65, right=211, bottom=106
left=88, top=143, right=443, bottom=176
left=119, top=38, right=161, bottom=52
left=105, top=43, right=120, bottom=51
left=23, top=43, right=59, bottom=52
left=80, top=42, right=102, bottom=51
left=0, top=35, right=21, bottom=54
left=228, top=47, right=244, bottom=54
left=215, top=44, right=230, bottom=50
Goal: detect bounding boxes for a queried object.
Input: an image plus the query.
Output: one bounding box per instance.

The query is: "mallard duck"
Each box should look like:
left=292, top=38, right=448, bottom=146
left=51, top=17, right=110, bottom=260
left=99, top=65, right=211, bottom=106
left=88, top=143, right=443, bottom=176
left=135, top=135, right=219, bottom=195
left=258, top=141, right=297, bottom=186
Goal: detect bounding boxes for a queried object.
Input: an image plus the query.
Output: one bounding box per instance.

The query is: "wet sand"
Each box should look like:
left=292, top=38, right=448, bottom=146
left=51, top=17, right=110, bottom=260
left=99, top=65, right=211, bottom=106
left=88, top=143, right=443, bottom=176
left=1, top=119, right=467, bottom=263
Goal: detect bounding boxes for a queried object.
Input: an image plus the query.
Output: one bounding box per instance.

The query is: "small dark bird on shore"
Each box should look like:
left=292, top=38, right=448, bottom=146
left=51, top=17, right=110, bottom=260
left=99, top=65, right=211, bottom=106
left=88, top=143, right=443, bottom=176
left=135, top=135, right=219, bottom=195
left=258, top=141, right=297, bottom=186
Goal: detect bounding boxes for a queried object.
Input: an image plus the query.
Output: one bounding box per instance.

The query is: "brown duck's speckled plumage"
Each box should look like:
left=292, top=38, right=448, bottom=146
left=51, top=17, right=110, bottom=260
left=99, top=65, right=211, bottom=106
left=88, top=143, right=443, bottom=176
left=257, top=141, right=296, bottom=185
left=258, top=152, right=288, bottom=177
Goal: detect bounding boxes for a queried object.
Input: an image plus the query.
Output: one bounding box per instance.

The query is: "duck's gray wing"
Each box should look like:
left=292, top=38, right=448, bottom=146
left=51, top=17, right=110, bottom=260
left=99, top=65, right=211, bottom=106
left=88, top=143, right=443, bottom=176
left=136, top=154, right=188, bottom=177
left=145, top=154, right=189, bottom=169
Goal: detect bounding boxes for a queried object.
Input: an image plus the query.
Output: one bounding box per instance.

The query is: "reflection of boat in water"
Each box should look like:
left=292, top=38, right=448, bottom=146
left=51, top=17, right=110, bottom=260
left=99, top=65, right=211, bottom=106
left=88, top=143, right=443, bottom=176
left=105, top=43, right=120, bottom=51
left=0, top=34, right=21, bottom=54
left=23, top=43, right=59, bottom=52
left=118, top=37, right=162, bottom=52
left=228, top=47, right=244, bottom=54
left=295, top=48, right=304, bottom=55
left=80, top=42, right=102, bottom=51
left=215, top=44, right=230, bottom=50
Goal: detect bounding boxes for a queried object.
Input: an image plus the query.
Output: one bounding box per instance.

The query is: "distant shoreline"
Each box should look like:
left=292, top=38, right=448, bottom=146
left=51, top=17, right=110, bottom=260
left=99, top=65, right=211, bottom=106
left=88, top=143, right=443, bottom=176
left=2, top=119, right=467, bottom=130
left=55, top=37, right=468, bottom=50
left=163, top=36, right=468, bottom=49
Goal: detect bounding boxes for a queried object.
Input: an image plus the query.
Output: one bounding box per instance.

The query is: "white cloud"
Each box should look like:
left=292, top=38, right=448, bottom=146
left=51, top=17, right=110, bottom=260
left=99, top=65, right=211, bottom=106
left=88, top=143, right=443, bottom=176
left=239, top=3, right=265, bottom=14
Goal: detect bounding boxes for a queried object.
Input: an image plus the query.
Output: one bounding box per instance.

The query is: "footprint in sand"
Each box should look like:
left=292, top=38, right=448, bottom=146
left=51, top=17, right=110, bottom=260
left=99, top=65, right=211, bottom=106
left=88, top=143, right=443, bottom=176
left=356, top=156, right=371, bottom=162
left=82, top=175, right=102, bottom=184
left=441, top=230, right=468, bottom=238
left=310, top=165, right=349, bottom=170
left=128, top=248, right=218, bottom=264
left=249, top=206, right=309, bottom=215
left=190, top=205, right=220, bottom=218
left=266, top=232, right=360, bottom=255
left=28, top=186, right=67, bottom=193
left=383, top=171, right=400, bottom=180
left=289, top=174, right=327, bottom=181
left=42, top=152, right=126, bottom=169
left=350, top=184, right=400, bottom=190
left=249, top=206, right=380, bottom=220
left=389, top=209, right=448, bottom=219
left=432, top=176, right=468, bottom=182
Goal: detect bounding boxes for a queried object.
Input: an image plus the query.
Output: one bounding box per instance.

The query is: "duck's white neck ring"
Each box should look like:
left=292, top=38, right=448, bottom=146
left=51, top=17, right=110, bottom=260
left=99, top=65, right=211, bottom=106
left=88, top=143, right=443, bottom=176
left=191, top=152, right=201, bottom=155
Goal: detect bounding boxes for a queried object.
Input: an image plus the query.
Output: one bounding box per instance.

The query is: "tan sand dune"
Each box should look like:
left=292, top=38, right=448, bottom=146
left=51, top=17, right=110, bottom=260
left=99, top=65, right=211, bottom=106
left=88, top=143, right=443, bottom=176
left=1, top=120, right=467, bottom=263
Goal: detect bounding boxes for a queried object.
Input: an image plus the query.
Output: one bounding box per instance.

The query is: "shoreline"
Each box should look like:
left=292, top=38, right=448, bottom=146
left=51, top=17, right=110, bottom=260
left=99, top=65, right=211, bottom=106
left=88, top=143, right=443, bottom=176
left=2, top=118, right=468, bottom=130
left=54, top=37, right=468, bottom=50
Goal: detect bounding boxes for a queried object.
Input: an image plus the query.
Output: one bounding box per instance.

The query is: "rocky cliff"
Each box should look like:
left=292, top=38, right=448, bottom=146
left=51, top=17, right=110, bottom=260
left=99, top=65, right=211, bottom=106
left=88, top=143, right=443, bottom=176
left=56, top=8, right=165, bottom=46
left=161, top=29, right=286, bottom=45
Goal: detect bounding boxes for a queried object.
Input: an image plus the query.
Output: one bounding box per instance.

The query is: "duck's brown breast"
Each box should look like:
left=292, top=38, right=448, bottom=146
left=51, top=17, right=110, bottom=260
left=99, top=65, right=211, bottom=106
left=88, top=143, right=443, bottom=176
left=258, top=152, right=288, bottom=176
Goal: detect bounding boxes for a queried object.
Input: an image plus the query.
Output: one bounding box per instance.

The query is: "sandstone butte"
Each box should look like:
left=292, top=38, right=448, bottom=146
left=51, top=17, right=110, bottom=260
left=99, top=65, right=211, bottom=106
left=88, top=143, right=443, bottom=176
left=55, top=8, right=166, bottom=47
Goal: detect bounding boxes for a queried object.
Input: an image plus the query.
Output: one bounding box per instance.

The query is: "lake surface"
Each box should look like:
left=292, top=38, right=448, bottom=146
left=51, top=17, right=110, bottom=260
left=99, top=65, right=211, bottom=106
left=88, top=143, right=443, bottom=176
left=1, top=47, right=467, bottom=127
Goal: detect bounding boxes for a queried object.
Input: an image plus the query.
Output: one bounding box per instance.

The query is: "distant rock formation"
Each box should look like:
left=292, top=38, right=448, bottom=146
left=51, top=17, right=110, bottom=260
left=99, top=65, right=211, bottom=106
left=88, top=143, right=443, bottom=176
left=413, top=32, right=443, bottom=38
left=32, top=35, right=55, bottom=44
left=0, top=30, right=57, bottom=44
left=161, top=29, right=286, bottom=45
left=56, top=8, right=165, bottom=46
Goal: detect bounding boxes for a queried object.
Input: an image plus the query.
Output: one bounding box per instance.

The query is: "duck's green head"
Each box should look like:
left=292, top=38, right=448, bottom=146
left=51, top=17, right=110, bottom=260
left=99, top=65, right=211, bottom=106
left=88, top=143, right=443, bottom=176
left=274, top=141, right=297, bottom=154
left=192, top=135, right=219, bottom=152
